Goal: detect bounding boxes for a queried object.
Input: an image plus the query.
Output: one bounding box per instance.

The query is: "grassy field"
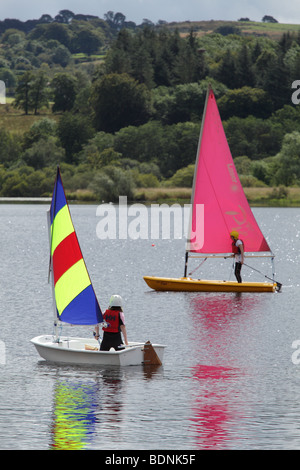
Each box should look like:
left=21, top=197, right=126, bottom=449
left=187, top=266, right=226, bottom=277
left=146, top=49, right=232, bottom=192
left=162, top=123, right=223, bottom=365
left=135, top=186, right=300, bottom=206
left=245, top=187, right=300, bottom=206
left=0, top=101, right=59, bottom=134
left=169, top=19, right=300, bottom=39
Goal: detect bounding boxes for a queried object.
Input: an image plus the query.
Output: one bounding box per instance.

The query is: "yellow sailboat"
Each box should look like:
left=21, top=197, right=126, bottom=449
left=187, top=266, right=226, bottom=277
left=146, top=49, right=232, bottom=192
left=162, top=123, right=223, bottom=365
left=144, top=88, right=280, bottom=293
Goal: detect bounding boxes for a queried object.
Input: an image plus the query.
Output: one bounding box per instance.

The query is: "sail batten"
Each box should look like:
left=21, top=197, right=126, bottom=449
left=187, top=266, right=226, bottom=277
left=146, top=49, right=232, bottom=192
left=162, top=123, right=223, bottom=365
left=50, top=167, right=103, bottom=325
left=186, top=88, right=271, bottom=255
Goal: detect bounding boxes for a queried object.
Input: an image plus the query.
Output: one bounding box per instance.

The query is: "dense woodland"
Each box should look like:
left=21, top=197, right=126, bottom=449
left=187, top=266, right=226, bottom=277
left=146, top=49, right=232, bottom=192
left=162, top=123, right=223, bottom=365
left=1, top=10, right=300, bottom=200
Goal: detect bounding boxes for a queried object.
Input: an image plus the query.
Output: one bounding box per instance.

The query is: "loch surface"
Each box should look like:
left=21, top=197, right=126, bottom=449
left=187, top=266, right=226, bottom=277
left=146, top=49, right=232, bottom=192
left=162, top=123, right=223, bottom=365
left=0, top=204, right=299, bottom=450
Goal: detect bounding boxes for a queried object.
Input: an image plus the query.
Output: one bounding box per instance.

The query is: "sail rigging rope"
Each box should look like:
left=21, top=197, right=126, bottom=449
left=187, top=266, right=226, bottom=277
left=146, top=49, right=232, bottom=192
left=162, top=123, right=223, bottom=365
left=243, top=262, right=282, bottom=291
left=188, top=257, right=207, bottom=276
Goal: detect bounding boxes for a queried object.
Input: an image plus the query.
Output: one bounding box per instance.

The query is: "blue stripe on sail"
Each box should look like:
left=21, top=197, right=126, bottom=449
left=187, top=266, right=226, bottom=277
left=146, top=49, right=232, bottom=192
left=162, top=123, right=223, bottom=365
left=59, top=285, right=103, bottom=325
left=50, top=170, right=67, bottom=224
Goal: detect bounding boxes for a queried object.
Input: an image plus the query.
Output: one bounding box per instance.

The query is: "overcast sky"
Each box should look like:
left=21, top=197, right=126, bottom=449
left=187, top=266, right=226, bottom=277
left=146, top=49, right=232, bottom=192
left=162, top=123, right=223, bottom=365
left=0, top=0, right=300, bottom=25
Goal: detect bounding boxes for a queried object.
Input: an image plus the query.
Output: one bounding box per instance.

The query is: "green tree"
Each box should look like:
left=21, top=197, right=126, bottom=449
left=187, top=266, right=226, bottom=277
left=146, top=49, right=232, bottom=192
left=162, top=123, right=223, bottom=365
left=218, top=86, right=272, bottom=119
left=79, top=131, right=116, bottom=168
left=105, top=46, right=133, bottom=75
left=22, top=118, right=57, bottom=150
left=114, top=120, right=199, bottom=177
left=235, top=44, right=254, bottom=87
left=22, top=137, right=65, bottom=169
left=14, top=71, right=32, bottom=115
left=173, top=31, right=207, bottom=84
left=165, top=164, right=195, bottom=187
left=261, top=54, right=291, bottom=111
left=57, top=112, right=95, bottom=163
left=0, top=128, right=22, bottom=165
left=0, top=171, right=29, bottom=197
left=28, top=22, right=72, bottom=48
left=251, top=159, right=273, bottom=185
left=262, top=15, right=278, bottom=23
left=51, top=73, right=77, bottom=112
left=105, top=28, right=134, bottom=75
left=131, top=46, right=154, bottom=88
left=273, top=132, right=300, bottom=185
left=58, top=9, right=75, bottom=24
left=1, top=28, right=25, bottom=44
left=162, top=82, right=207, bottom=124
left=89, top=166, right=135, bottom=202
left=30, top=71, right=49, bottom=114
left=14, top=71, right=49, bottom=115
left=154, top=29, right=181, bottom=87
left=52, top=44, right=71, bottom=67
left=104, top=11, right=126, bottom=30
left=224, top=115, right=282, bottom=160
left=72, top=25, right=103, bottom=54
left=216, top=49, right=237, bottom=88
left=254, top=48, right=277, bottom=88
left=90, top=73, right=151, bottom=132
left=0, top=68, right=16, bottom=90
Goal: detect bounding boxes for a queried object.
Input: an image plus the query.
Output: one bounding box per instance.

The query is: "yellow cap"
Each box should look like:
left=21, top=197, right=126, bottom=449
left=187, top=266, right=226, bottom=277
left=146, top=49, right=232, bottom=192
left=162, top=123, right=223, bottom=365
left=230, top=231, right=239, bottom=239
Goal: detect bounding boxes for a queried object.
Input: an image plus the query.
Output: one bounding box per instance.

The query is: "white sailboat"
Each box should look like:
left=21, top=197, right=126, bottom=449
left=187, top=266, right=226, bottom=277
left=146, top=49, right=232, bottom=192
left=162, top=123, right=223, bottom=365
left=144, top=87, right=280, bottom=293
left=31, top=167, right=165, bottom=366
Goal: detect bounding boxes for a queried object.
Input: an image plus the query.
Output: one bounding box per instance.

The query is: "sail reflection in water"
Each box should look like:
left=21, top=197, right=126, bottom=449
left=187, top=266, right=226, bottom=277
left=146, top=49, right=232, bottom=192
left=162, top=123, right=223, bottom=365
left=187, top=292, right=269, bottom=449
left=51, top=378, right=101, bottom=450
left=190, top=364, right=242, bottom=450
left=50, top=368, right=132, bottom=450
left=188, top=292, right=263, bottom=362
left=49, top=366, right=163, bottom=450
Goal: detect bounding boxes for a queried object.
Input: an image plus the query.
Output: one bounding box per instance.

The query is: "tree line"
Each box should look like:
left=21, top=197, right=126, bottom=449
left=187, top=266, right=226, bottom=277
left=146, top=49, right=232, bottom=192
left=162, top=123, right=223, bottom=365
left=1, top=14, right=300, bottom=199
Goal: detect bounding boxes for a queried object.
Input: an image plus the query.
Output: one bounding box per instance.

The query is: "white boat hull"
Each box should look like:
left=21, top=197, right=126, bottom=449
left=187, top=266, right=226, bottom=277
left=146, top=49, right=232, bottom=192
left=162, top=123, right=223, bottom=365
left=31, top=335, right=165, bottom=367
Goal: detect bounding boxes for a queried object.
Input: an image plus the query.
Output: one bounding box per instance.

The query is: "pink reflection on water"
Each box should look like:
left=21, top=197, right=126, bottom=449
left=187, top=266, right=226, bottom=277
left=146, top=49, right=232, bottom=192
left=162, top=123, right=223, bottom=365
left=187, top=293, right=267, bottom=449
left=190, top=364, right=241, bottom=449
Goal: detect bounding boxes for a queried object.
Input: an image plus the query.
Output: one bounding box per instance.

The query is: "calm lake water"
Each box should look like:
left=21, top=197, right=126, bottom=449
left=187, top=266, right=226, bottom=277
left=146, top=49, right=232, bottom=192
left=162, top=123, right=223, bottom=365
left=0, top=203, right=300, bottom=450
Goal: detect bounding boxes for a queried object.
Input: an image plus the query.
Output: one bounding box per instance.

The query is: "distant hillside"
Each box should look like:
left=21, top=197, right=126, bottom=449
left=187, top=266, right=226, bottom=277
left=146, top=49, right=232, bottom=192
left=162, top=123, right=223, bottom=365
left=0, top=11, right=299, bottom=41
left=164, top=19, right=300, bottom=40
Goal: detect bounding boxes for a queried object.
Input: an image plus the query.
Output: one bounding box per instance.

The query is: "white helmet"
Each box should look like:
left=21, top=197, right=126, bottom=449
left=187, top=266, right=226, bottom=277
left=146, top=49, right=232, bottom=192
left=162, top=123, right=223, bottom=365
left=109, top=294, right=123, bottom=308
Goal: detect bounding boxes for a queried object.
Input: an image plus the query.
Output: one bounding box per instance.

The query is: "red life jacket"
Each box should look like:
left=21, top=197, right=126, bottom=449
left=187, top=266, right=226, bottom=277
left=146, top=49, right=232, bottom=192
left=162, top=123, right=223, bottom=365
left=232, top=239, right=244, bottom=254
left=102, top=309, right=120, bottom=333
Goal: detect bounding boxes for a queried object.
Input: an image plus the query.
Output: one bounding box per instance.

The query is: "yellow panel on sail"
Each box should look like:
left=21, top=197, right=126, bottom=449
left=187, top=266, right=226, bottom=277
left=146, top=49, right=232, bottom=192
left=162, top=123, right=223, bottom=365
left=51, top=205, right=74, bottom=256
left=54, top=259, right=91, bottom=315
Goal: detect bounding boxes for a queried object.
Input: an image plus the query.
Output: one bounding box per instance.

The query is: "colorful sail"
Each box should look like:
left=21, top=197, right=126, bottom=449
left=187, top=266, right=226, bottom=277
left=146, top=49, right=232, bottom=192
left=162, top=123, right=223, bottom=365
left=186, top=88, right=271, bottom=254
left=50, top=167, right=103, bottom=325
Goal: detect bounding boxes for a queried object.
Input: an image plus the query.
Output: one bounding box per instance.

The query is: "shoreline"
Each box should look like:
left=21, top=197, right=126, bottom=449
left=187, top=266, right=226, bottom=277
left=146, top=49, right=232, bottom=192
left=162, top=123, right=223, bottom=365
left=0, top=186, right=300, bottom=207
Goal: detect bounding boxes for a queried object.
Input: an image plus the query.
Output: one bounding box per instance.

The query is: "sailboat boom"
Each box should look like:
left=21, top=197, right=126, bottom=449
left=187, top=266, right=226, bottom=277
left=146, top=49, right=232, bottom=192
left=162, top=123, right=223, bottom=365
left=187, top=253, right=275, bottom=259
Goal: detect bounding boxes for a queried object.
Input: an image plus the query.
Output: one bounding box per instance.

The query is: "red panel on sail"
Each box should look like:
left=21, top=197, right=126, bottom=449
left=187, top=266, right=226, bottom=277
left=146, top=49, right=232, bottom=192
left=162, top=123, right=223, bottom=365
left=187, top=89, right=270, bottom=254
left=52, top=231, right=83, bottom=285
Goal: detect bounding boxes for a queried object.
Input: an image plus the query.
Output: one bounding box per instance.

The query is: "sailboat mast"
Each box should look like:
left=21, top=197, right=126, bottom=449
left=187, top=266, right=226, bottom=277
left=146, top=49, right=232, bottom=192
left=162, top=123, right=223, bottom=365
left=49, top=166, right=60, bottom=340
left=184, top=86, right=211, bottom=277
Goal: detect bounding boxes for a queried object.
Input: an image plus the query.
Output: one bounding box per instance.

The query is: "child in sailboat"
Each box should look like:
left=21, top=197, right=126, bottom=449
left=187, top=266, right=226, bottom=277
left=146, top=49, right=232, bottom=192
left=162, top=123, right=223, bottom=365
left=230, top=231, right=244, bottom=283
left=94, top=295, right=128, bottom=351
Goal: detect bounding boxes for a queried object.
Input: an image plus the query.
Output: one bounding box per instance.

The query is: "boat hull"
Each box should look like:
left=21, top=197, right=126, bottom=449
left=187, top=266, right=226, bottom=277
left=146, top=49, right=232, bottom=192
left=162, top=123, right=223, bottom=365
left=143, top=276, right=277, bottom=293
left=31, top=335, right=165, bottom=367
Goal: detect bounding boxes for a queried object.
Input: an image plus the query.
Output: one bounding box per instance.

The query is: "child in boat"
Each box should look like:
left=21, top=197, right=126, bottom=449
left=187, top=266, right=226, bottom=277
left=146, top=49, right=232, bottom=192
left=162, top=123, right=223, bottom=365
left=230, top=231, right=244, bottom=283
left=94, top=295, right=128, bottom=351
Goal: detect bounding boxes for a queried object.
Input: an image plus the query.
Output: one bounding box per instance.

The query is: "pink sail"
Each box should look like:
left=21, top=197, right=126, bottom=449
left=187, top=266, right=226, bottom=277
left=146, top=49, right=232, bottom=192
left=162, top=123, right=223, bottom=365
left=187, top=88, right=270, bottom=254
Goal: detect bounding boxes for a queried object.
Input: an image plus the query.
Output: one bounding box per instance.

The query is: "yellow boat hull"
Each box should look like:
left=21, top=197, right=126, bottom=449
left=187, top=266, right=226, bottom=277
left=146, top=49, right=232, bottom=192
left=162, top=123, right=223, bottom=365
left=143, top=276, right=277, bottom=293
